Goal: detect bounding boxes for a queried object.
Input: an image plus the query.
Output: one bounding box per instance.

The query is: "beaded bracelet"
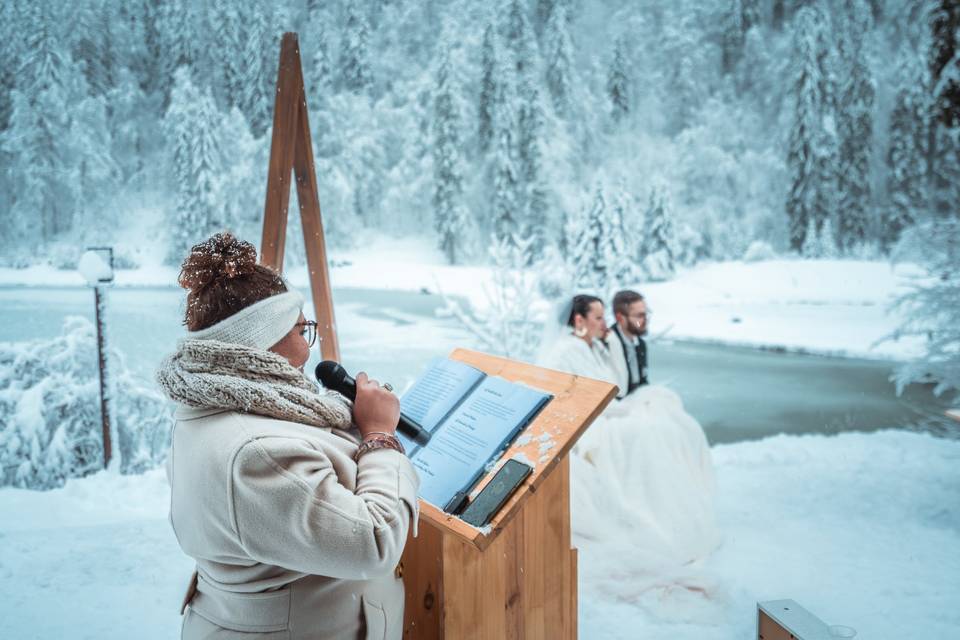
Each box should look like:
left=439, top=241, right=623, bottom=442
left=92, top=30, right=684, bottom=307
left=362, top=431, right=396, bottom=440
left=355, top=434, right=405, bottom=461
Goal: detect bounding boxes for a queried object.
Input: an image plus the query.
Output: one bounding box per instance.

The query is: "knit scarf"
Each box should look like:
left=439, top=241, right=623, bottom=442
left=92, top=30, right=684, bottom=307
left=156, top=339, right=352, bottom=431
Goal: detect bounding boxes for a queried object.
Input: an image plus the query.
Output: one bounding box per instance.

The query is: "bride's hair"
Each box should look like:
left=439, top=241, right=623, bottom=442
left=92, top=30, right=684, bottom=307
left=178, top=232, right=287, bottom=331
left=567, top=294, right=602, bottom=326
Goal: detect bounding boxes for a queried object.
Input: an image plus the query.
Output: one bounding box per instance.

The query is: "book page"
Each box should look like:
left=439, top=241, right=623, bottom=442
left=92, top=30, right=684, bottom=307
left=398, top=357, right=486, bottom=455
left=411, top=376, right=551, bottom=508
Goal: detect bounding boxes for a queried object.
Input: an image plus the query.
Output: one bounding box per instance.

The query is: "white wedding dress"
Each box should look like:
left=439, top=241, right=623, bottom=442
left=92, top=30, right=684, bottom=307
left=539, top=333, right=721, bottom=601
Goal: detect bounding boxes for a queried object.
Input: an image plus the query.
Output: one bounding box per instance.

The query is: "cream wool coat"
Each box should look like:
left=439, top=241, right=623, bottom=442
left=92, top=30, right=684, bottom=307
left=167, top=405, right=420, bottom=640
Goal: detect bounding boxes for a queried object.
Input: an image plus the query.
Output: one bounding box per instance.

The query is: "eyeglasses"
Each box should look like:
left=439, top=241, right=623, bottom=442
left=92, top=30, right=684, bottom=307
left=297, top=320, right=318, bottom=348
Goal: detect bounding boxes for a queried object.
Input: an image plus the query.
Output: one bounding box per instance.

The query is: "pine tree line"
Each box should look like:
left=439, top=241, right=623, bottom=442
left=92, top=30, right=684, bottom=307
left=783, top=0, right=959, bottom=256
left=0, top=0, right=954, bottom=274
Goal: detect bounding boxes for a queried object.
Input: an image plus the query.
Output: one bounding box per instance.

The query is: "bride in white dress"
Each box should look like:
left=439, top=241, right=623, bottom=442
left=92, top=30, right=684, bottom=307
left=538, top=295, right=721, bottom=599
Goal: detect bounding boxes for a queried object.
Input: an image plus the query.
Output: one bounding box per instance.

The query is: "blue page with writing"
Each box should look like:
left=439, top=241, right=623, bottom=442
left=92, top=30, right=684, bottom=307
left=397, top=358, right=486, bottom=456
left=410, top=376, right=551, bottom=508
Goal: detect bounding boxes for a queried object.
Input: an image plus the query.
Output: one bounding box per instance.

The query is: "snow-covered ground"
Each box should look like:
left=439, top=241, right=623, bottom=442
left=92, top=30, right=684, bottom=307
left=1, top=429, right=956, bottom=639
left=0, top=234, right=925, bottom=361
left=1, top=236, right=953, bottom=637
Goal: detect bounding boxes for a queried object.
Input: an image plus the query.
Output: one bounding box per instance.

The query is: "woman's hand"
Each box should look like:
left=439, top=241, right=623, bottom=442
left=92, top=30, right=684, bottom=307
left=353, top=372, right=400, bottom=439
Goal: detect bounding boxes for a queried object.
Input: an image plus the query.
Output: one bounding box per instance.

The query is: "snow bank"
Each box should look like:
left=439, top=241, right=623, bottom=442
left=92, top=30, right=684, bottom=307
left=0, top=236, right=925, bottom=361
left=1, top=429, right=956, bottom=639
left=634, top=258, right=925, bottom=361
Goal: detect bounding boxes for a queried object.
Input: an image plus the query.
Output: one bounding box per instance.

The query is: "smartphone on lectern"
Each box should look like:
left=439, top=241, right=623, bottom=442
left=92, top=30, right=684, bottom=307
left=459, top=459, right=533, bottom=528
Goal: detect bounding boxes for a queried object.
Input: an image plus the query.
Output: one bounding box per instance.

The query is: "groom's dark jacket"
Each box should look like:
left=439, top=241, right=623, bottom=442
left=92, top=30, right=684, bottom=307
left=607, top=324, right=648, bottom=398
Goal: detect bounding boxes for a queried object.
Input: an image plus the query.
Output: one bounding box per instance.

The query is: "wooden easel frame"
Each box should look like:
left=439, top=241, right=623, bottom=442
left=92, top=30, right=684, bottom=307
left=260, top=32, right=339, bottom=362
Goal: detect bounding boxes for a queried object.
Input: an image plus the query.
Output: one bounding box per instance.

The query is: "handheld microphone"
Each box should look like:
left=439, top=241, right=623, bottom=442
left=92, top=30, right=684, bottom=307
left=315, top=360, right=431, bottom=446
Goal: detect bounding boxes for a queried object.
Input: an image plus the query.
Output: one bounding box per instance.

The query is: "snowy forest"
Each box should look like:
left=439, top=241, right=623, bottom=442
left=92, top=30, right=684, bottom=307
left=0, top=0, right=957, bottom=276
left=2, top=1, right=960, bottom=487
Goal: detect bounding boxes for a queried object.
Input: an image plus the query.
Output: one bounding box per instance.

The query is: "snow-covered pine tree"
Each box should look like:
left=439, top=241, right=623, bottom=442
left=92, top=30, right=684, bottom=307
left=478, top=22, right=498, bottom=153
left=106, top=69, right=150, bottom=190
left=70, top=0, right=114, bottom=98
left=491, top=50, right=522, bottom=246
left=884, top=42, right=930, bottom=252
left=607, top=35, right=629, bottom=124
left=503, top=0, right=538, bottom=81
left=891, top=217, right=960, bottom=412
left=927, top=0, right=960, bottom=223
left=517, top=82, right=549, bottom=260
left=0, top=0, right=18, bottom=131
left=126, top=0, right=164, bottom=98
left=240, top=3, right=273, bottom=137
left=218, top=105, right=260, bottom=239
left=741, top=0, right=761, bottom=32
left=801, top=214, right=837, bottom=258
left=606, top=180, right=637, bottom=284
left=209, top=0, right=246, bottom=111
left=1, top=3, right=82, bottom=247
left=801, top=217, right=820, bottom=257
left=0, top=317, right=172, bottom=489
left=432, top=39, right=470, bottom=265
left=639, top=185, right=677, bottom=280
left=564, top=183, right=610, bottom=294
left=164, top=68, right=227, bottom=263
left=834, top=0, right=874, bottom=252
left=535, top=0, right=556, bottom=38
left=69, top=91, right=119, bottom=242
left=339, top=4, right=373, bottom=95
left=544, top=0, right=574, bottom=118
left=659, top=5, right=709, bottom=133
left=157, top=0, right=195, bottom=102
left=570, top=183, right=621, bottom=293
left=786, top=5, right=838, bottom=252
left=721, top=0, right=745, bottom=74
left=772, top=0, right=788, bottom=31
left=306, top=17, right=333, bottom=106
left=722, top=0, right=761, bottom=75
left=929, top=0, right=960, bottom=133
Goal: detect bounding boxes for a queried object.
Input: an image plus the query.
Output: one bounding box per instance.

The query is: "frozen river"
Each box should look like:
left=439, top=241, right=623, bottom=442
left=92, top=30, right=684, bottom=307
left=0, top=285, right=951, bottom=444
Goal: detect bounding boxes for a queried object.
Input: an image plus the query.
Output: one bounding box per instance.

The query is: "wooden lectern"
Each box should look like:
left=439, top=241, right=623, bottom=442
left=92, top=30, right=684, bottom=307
left=401, top=349, right=617, bottom=639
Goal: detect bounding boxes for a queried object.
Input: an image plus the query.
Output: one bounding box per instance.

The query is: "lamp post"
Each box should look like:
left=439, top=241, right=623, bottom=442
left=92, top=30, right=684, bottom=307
left=78, top=247, right=115, bottom=469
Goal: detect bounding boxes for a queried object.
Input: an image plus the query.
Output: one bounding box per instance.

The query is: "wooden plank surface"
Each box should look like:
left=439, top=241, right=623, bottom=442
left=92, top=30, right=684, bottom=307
left=401, top=521, right=442, bottom=640
left=259, top=34, right=299, bottom=273
left=259, top=32, right=340, bottom=361
left=758, top=610, right=795, bottom=640
left=291, top=42, right=339, bottom=361
left=430, top=456, right=577, bottom=639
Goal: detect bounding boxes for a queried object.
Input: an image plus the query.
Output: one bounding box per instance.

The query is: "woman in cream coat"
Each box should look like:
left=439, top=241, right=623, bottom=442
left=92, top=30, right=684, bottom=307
left=157, top=234, right=419, bottom=640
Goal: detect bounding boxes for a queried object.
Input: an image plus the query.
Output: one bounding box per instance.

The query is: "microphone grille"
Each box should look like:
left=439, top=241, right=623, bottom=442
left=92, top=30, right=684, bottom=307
left=315, top=360, right=344, bottom=387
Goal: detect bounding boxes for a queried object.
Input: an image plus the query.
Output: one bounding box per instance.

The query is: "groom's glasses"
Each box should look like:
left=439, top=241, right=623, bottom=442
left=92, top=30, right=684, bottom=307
left=297, top=320, right=318, bottom=348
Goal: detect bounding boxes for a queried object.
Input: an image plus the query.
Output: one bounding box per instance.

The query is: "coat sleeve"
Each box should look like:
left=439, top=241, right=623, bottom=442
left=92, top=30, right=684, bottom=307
left=229, top=435, right=420, bottom=580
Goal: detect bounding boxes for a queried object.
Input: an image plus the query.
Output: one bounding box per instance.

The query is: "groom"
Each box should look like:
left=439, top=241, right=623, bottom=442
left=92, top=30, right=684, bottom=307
left=607, top=289, right=649, bottom=398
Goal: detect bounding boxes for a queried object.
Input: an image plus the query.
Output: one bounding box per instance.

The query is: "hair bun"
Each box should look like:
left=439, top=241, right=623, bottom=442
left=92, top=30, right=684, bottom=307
left=178, top=232, right=258, bottom=292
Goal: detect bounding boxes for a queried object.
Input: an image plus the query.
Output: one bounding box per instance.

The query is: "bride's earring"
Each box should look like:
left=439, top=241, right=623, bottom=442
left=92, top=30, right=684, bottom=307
left=574, top=326, right=587, bottom=338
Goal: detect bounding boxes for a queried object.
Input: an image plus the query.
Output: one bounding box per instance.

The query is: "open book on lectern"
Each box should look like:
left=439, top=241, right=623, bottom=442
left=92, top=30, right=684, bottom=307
left=398, top=357, right=552, bottom=509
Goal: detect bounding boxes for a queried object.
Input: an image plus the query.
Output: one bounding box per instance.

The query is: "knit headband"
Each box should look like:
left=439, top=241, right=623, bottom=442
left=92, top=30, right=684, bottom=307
left=186, top=289, right=305, bottom=350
